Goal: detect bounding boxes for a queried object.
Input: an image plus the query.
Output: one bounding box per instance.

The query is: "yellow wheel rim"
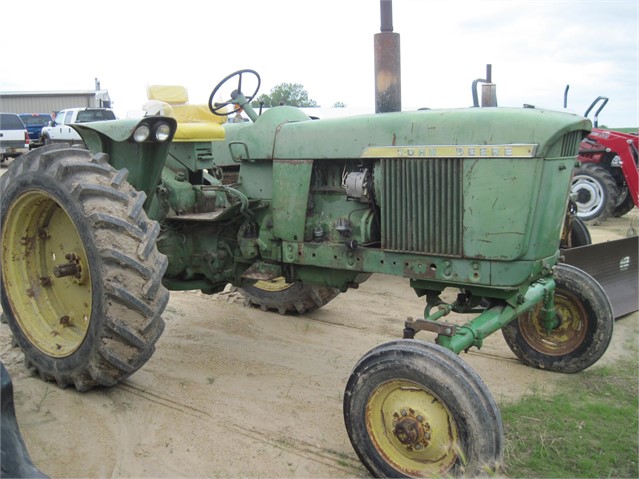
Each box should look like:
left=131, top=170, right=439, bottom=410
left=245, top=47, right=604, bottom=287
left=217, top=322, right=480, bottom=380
left=366, top=380, right=459, bottom=476
left=519, top=291, right=587, bottom=356
left=1, top=190, right=92, bottom=357
left=252, top=276, right=293, bottom=293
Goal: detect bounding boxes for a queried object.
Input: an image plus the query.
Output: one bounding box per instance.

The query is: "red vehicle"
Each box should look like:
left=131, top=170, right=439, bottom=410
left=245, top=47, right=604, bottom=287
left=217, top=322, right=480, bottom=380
left=572, top=97, right=639, bottom=222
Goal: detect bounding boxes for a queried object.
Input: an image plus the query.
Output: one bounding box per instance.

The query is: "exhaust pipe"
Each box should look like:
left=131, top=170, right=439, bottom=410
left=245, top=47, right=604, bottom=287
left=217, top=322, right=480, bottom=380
left=471, top=64, right=497, bottom=107
left=374, top=0, right=401, bottom=113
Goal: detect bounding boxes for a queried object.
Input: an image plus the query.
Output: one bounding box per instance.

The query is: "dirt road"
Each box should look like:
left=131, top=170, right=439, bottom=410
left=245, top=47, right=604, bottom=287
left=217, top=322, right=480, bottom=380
left=1, top=159, right=637, bottom=478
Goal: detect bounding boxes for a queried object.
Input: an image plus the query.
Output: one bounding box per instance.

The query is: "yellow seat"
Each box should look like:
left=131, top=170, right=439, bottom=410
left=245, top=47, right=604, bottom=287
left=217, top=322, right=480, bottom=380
left=144, top=85, right=226, bottom=142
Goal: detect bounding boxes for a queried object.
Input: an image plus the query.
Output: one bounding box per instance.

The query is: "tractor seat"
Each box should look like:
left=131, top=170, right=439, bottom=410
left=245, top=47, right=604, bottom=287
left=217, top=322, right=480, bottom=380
left=143, top=85, right=226, bottom=142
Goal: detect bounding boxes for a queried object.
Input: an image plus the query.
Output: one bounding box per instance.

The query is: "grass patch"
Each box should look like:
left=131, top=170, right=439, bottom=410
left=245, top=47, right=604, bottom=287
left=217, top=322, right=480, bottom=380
left=501, top=360, right=638, bottom=478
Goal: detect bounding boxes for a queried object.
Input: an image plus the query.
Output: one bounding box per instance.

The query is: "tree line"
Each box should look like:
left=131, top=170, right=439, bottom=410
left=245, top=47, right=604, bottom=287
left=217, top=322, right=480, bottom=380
left=251, top=82, right=345, bottom=108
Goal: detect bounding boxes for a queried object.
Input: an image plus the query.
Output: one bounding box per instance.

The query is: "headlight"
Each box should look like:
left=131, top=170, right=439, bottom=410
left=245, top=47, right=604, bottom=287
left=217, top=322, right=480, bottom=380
left=611, top=155, right=623, bottom=167
left=154, top=122, right=171, bottom=142
left=133, top=124, right=150, bottom=143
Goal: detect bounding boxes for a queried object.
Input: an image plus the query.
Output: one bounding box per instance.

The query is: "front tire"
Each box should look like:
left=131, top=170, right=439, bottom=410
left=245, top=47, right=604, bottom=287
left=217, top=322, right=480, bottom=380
left=569, top=216, right=592, bottom=248
left=0, top=146, right=168, bottom=391
left=502, top=264, right=613, bottom=373
left=344, top=340, right=503, bottom=477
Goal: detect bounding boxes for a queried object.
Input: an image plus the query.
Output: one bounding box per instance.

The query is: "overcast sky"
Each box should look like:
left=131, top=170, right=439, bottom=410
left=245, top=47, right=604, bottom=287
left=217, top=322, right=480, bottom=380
left=2, top=0, right=637, bottom=126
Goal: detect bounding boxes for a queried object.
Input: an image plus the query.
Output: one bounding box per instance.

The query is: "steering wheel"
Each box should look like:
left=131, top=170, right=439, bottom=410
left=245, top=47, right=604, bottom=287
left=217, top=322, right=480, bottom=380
left=208, top=69, right=261, bottom=116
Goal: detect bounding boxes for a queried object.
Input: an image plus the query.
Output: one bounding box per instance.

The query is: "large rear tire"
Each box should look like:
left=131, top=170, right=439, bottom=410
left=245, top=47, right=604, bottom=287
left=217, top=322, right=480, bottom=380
left=0, top=146, right=168, bottom=391
left=502, top=264, right=613, bottom=373
left=239, top=278, right=340, bottom=314
left=571, top=164, right=619, bottom=223
left=344, top=340, right=503, bottom=477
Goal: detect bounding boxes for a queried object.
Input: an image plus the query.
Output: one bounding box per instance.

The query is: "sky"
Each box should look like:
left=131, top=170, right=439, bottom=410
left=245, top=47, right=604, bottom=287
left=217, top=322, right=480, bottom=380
left=1, top=0, right=637, bottom=127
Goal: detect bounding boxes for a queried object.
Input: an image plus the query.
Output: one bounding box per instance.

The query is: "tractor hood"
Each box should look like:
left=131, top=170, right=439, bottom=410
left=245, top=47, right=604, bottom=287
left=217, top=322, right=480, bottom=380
left=219, top=106, right=591, bottom=161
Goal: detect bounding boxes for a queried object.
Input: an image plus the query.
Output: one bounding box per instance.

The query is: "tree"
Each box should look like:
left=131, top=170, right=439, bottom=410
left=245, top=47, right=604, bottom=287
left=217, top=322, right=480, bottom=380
left=333, top=101, right=347, bottom=108
left=252, top=82, right=319, bottom=108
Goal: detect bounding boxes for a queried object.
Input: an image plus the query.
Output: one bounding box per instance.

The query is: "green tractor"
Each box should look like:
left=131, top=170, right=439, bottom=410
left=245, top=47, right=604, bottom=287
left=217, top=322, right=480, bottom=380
left=0, top=70, right=613, bottom=477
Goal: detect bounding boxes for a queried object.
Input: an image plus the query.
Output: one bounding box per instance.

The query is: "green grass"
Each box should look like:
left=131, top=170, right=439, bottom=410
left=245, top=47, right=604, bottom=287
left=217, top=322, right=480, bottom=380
left=501, top=360, right=638, bottom=478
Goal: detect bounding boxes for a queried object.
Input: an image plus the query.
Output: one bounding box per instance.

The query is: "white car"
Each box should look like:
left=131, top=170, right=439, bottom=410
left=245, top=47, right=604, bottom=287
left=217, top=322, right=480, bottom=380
left=0, top=113, right=29, bottom=162
left=41, top=107, right=117, bottom=145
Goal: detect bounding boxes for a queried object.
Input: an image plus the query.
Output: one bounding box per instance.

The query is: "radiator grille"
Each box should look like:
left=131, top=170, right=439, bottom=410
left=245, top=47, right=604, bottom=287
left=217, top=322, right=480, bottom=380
left=380, top=158, right=463, bottom=256
left=561, top=131, right=582, bottom=157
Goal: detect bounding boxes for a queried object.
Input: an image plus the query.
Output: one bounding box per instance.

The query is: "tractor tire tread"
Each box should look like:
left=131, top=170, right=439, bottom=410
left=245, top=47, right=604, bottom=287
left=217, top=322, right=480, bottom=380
left=239, top=282, right=340, bottom=315
left=344, top=340, right=503, bottom=477
left=502, top=263, right=613, bottom=373
left=613, top=192, right=635, bottom=217
left=0, top=145, right=168, bottom=391
left=573, top=164, right=619, bottom=224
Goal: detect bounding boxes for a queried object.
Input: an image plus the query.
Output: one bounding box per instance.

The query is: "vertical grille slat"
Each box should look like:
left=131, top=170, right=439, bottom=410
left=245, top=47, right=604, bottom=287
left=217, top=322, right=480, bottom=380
left=561, top=131, right=581, bottom=157
left=380, top=158, right=462, bottom=256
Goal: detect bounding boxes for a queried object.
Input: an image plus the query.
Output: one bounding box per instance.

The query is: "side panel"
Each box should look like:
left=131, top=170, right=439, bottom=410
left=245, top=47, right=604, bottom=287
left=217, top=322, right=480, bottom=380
left=462, top=158, right=542, bottom=260
left=272, top=160, right=313, bottom=241
left=238, top=161, right=274, bottom=199
left=523, top=156, right=576, bottom=260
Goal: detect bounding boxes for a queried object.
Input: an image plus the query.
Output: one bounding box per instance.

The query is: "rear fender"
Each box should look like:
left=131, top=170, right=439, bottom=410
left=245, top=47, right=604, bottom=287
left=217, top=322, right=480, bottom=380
left=73, top=117, right=177, bottom=206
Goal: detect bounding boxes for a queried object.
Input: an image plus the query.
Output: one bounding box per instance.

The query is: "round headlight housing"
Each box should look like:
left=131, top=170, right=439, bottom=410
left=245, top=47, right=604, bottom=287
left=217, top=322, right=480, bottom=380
left=154, top=122, right=171, bottom=142
left=133, top=124, right=150, bottom=143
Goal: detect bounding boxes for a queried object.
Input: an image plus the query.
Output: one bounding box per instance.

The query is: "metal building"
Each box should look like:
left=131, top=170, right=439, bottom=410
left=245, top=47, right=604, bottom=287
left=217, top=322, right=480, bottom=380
left=0, top=88, right=111, bottom=115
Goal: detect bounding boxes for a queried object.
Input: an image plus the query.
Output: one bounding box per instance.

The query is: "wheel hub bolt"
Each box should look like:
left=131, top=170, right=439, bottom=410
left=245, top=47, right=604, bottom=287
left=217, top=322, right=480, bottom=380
left=392, top=408, right=432, bottom=451
left=53, top=253, right=82, bottom=278
left=394, top=417, right=423, bottom=445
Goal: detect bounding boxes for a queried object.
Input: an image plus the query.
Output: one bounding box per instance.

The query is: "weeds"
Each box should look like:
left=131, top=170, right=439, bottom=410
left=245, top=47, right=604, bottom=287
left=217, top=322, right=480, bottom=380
left=501, top=360, right=638, bottom=478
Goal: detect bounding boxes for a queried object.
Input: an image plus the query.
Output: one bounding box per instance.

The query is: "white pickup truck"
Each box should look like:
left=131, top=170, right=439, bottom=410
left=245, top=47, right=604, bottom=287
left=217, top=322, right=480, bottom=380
left=0, top=113, right=29, bottom=162
left=40, top=108, right=117, bottom=145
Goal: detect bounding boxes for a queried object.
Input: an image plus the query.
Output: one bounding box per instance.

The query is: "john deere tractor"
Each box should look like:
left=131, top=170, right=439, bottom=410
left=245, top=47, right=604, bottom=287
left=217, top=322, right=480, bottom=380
left=0, top=70, right=613, bottom=477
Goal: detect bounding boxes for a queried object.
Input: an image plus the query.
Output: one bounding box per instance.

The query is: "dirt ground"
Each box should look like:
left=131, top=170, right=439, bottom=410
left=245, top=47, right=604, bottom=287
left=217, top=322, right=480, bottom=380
left=1, top=158, right=637, bottom=478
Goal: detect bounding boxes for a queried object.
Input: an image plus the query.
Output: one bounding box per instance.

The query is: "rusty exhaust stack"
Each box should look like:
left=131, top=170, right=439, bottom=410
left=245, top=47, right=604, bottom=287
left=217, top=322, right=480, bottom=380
left=374, top=0, right=401, bottom=113
left=471, top=64, right=498, bottom=107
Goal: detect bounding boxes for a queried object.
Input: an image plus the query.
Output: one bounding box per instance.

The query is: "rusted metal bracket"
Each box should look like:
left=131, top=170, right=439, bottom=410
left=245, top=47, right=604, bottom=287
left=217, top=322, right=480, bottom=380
left=403, top=316, right=457, bottom=339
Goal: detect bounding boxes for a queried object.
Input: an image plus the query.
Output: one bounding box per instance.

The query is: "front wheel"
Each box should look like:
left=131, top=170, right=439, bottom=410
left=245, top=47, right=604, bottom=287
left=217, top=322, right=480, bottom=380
left=569, top=216, right=592, bottom=248
left=502, top=264, right=613, bottom=373
left=238, top=278, right=340, bottom=314
left=0, top=146, right=169, bottom=391
left=344, top=340, right=503, bottom=478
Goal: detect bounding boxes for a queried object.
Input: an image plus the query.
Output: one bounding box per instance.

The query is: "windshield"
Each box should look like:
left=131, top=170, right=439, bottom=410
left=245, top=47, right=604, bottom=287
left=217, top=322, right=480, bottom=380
left=19, top=114, right=52, bottom=126
left=0, top=113, right=26, bottom=130
left=76, top=110, right=116, bottom=122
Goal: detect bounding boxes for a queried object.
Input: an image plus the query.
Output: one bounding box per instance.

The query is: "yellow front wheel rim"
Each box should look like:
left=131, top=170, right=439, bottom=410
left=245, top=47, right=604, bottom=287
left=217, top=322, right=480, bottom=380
left=2, top=190, right=92, bottom=357
left=252, top=276, right=294, bottom=293
left=520, top=291, right=587, bottom=356
left=366, top=380, right=459, bottom=475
